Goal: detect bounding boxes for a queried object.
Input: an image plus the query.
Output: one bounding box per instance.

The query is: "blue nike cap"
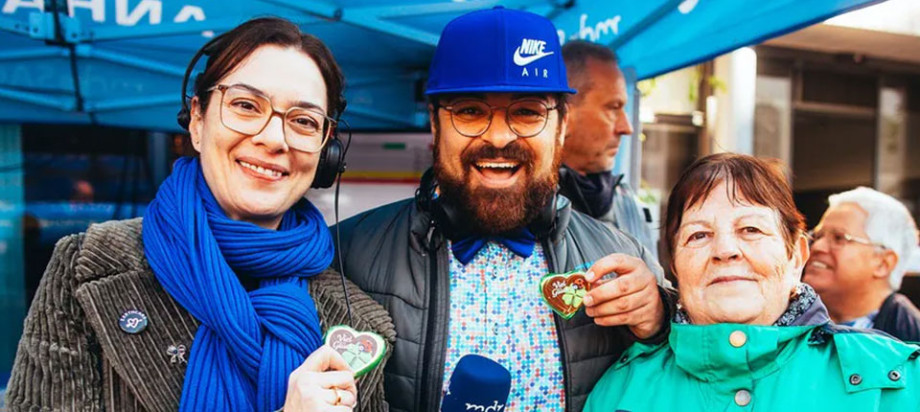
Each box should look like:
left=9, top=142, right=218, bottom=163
left=426, top=7, right=576, bottom=95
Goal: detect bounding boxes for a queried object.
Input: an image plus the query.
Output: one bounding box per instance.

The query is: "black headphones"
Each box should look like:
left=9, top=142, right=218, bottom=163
left=176, top=34, right=347, bottom=189
left=415, top=168, right=558, bottom=240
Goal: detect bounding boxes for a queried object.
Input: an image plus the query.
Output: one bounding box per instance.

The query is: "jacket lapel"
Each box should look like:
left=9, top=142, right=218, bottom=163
left=75, top=268, right=198, bottom=412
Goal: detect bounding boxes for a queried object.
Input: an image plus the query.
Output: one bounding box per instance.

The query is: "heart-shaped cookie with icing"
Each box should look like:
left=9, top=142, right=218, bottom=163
left=540, top=271, right=592, bottom=319
left=324, top=325, right=386, bottom=378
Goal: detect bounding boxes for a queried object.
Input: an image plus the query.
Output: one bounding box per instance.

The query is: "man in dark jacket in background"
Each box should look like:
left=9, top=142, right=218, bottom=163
left=559, top=41, right=658, bottom=258
left=335, top=8, right=673, bottom=412
left=804, top=186, right=920, bottom=342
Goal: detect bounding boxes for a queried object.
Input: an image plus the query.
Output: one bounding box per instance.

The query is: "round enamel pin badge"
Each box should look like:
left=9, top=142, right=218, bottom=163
left=119, top=310, right=149, bottom=334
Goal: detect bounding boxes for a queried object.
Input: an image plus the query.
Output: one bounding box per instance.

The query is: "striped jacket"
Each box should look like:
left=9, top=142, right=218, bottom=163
left=5, top=218, right=395, bottom=411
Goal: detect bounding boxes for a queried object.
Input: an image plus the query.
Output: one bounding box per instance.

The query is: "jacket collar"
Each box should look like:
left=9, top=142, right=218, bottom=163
left=668, top=296, right=831, bottom=384
left=73, top=219, right=194, bottom=412
left=557, top=165, right=623, bottom=218
left=791, top=294, right=832, bottom=326
left=670, top=322, right=815, bottom=383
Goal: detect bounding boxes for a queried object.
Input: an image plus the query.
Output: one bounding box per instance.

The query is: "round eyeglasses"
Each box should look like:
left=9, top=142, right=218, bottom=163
left=209, top=84, right=335, bottom=153
left=437, top=98, right=559, bottom=138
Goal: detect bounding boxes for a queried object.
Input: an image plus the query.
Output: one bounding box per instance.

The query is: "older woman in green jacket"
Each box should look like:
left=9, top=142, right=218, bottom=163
left=586, top=153, right=920, bottom=411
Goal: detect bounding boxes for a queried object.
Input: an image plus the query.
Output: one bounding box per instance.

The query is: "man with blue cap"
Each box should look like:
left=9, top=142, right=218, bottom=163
left=335, top=7, right=673, bottom=411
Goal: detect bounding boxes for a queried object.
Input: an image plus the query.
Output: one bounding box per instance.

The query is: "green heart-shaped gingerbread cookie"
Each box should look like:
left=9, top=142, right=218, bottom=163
left=324, top=325, right=386, bottom=378
left=540, top=271, right=592, bottom=319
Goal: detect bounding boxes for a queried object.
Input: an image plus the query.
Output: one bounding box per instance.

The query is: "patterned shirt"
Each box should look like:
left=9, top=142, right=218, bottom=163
left=442, top=242, right=565, bottom=411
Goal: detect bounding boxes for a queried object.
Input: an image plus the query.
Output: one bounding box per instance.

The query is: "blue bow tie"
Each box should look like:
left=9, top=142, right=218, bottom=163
left=450, top=228, right=536, bottom=265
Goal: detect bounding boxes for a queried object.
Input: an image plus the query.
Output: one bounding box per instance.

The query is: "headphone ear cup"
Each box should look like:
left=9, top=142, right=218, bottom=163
left=177, top=108, right=191, bottom=130
left=311, top=138, right=345, bottom=189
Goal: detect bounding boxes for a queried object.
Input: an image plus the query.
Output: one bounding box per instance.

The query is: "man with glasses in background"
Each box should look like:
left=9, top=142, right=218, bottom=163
left=334, top=7, right=673, bottom=411
left=804, top=186, right=920, bottom=342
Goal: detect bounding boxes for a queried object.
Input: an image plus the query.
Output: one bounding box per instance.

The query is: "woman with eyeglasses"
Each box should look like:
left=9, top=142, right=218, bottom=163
left=6, top=18, right=393, bottom=412
left=586, top=153, right=920, bottom=412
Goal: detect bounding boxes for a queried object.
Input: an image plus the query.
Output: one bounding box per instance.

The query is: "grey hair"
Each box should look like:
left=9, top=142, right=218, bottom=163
left=828, top=186, right=920, bottom=290
left=561, top=40, right=619, bottom=100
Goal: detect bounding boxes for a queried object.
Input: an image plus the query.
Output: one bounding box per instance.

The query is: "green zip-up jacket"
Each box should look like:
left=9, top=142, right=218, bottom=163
left=586, top=302, right=920, bottom=411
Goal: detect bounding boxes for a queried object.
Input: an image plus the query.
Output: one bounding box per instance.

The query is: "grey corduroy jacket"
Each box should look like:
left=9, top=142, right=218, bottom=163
left=5, top=218, right=396, bottom=412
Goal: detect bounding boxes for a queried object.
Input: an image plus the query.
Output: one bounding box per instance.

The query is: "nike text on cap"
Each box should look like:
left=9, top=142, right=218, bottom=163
left=425, top=6, right=577, bottom=95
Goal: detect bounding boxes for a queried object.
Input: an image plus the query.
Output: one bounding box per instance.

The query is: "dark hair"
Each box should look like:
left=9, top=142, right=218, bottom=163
left=562, top=40, right=619, bottom=100
left=193, top=17, right=345, bottom=119
left=664, top=153, right=806, bottom=257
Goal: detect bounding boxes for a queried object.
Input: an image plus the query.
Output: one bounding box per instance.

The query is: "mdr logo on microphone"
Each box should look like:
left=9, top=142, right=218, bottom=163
left=441, top=355, right=510, bottom=412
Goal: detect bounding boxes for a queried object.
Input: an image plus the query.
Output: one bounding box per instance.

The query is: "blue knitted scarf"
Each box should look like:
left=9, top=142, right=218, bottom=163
left=142, top=157, right=333, bottom=412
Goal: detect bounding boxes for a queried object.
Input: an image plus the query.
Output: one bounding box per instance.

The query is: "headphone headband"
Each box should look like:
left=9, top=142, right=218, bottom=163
left=177, top=35, right=225, bottom=130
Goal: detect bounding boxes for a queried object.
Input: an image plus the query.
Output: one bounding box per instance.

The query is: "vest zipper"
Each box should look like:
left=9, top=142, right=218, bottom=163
left=544, top=239, right=572, bottom=412
left=420, top=227, right=449, bottom=410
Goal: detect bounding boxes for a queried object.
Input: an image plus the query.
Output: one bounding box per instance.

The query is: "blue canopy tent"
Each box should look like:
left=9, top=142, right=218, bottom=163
left=0, top=0, right=884, bottom=131
left=0, top=0, right=885, bottom=378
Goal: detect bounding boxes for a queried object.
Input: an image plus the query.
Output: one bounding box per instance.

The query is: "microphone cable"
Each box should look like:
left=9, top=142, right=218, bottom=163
left=332, top=118, right=361, bottom=408
left=334, top=118, right=354, bottom=325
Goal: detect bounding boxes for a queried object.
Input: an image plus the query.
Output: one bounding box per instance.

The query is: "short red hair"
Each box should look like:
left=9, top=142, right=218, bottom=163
left=665, top=153, right=806, bottom=257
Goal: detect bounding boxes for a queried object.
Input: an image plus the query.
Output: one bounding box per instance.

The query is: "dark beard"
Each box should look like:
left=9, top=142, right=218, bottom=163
left=433, top=123, right=561, bottom=235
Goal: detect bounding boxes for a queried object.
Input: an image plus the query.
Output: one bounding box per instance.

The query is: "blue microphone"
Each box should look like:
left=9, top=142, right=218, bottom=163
left=441, top=354, right=511, bottom=412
